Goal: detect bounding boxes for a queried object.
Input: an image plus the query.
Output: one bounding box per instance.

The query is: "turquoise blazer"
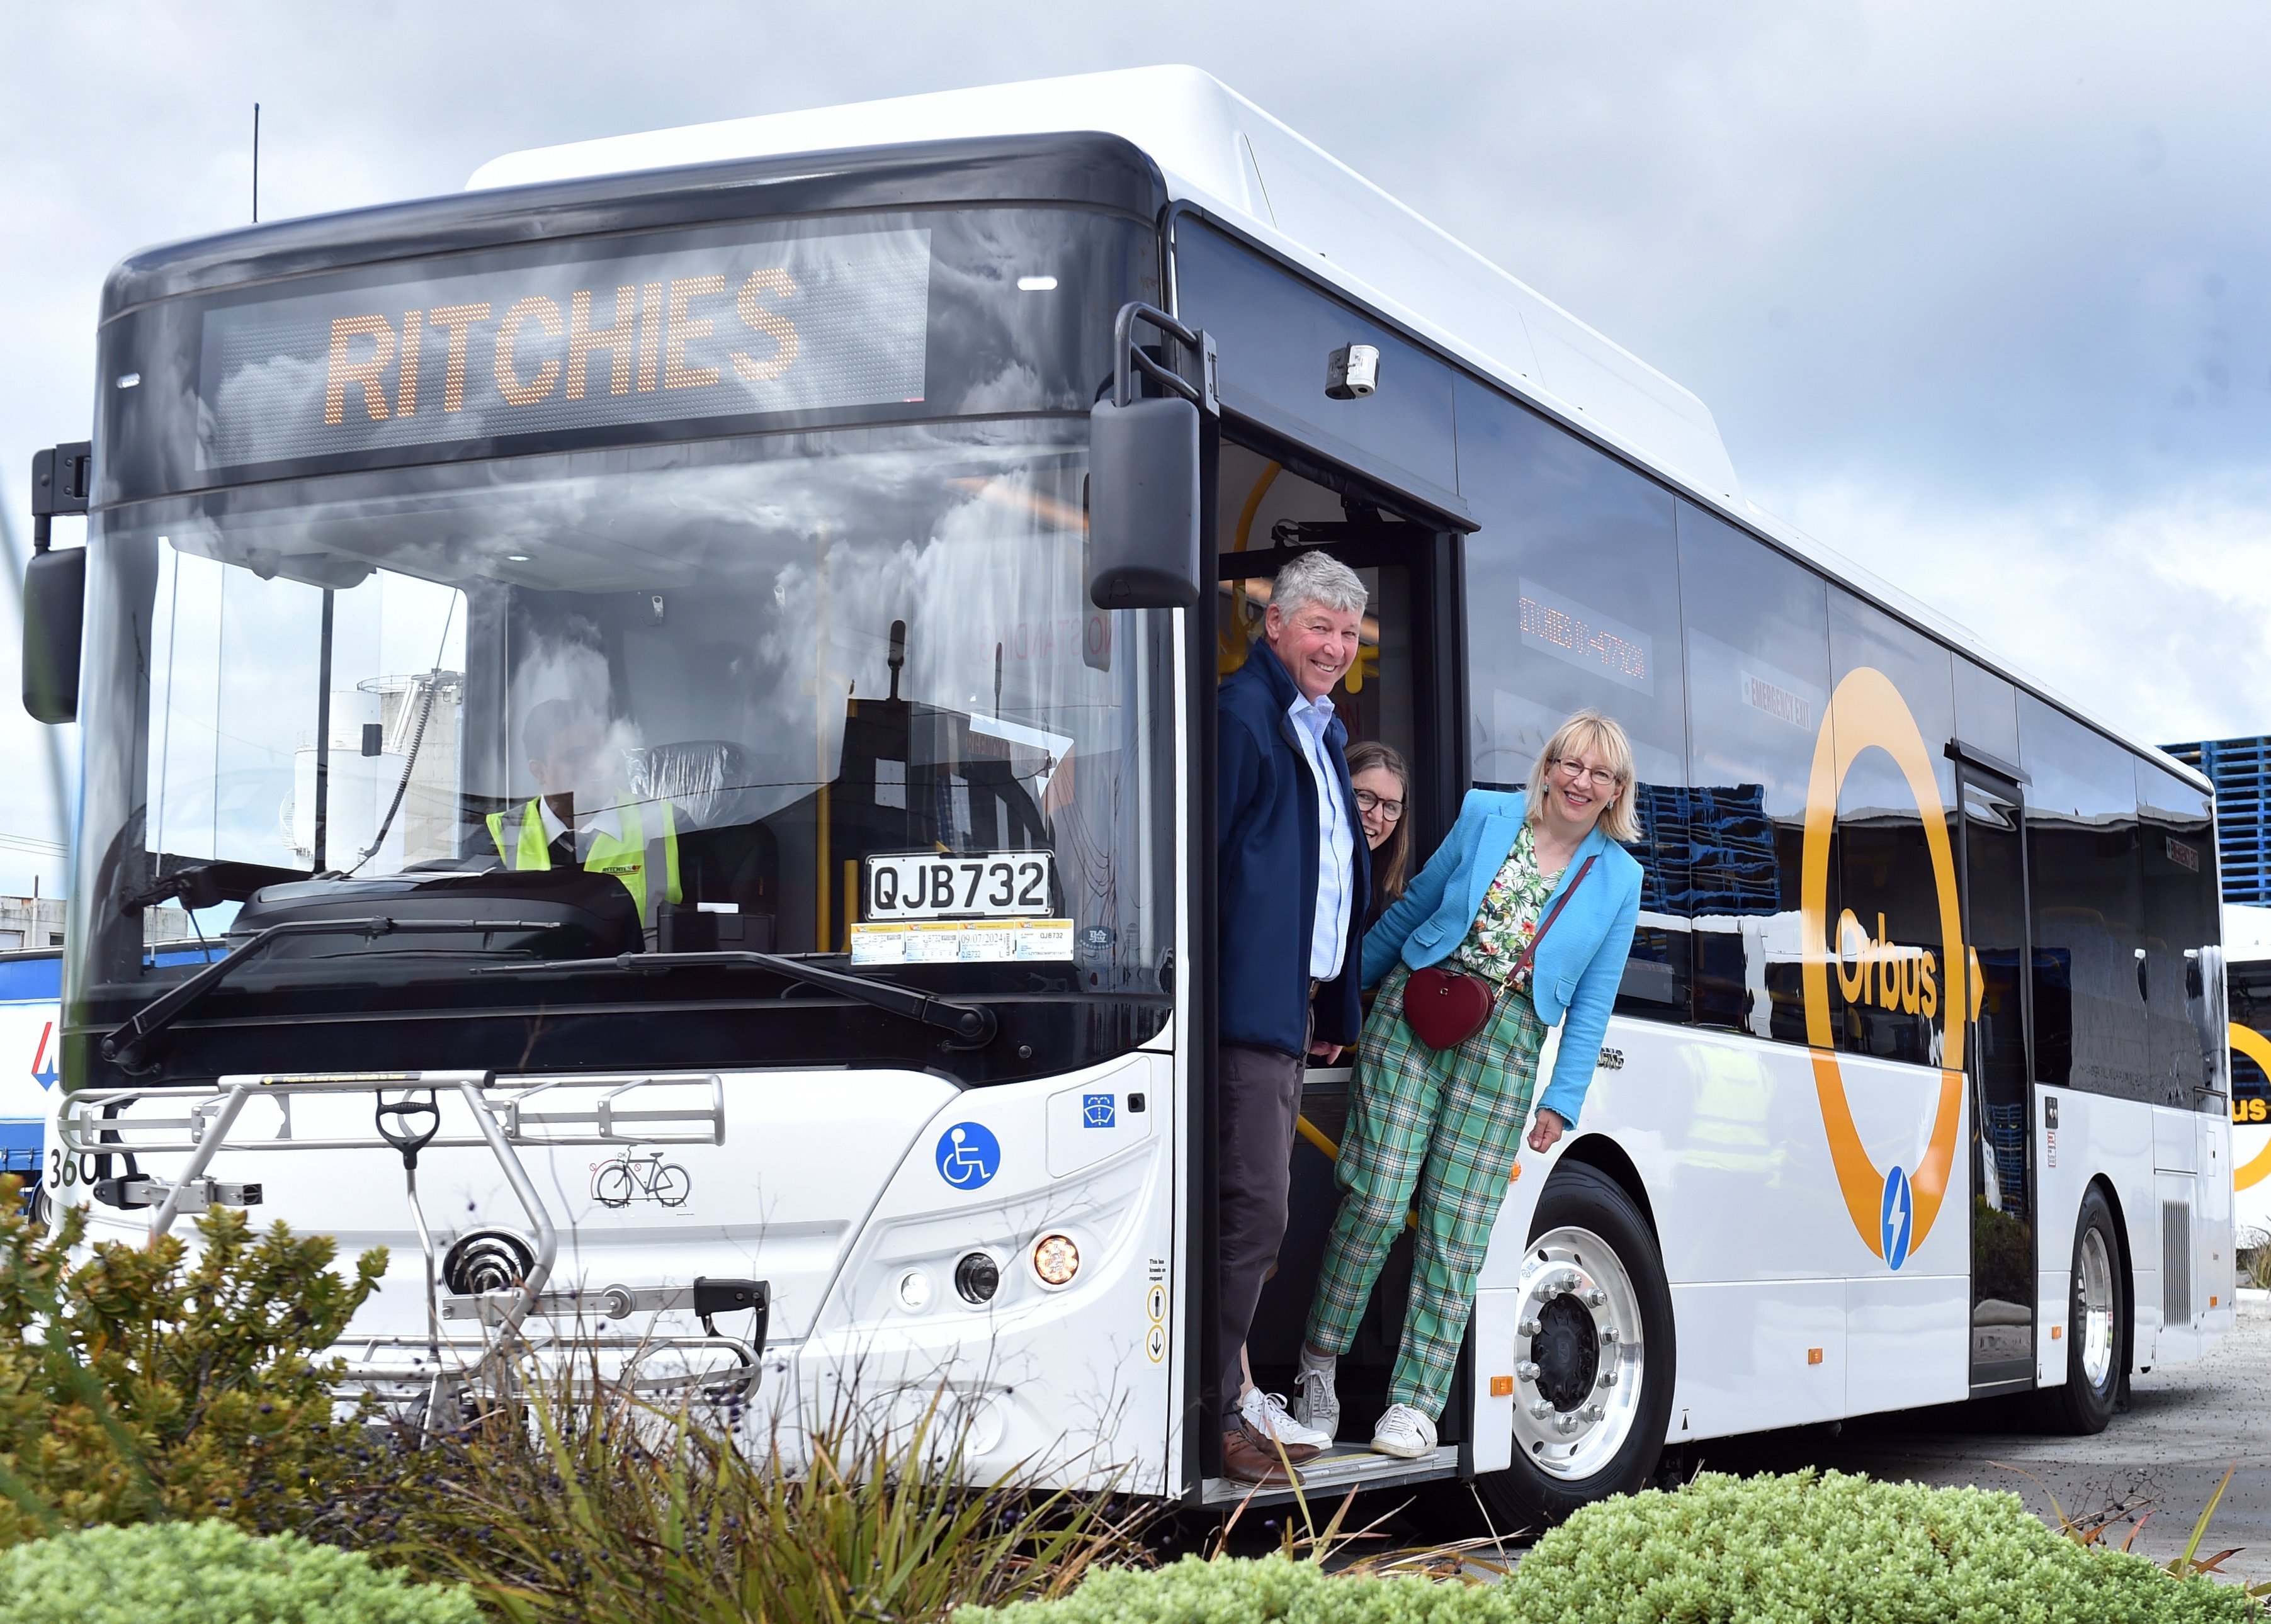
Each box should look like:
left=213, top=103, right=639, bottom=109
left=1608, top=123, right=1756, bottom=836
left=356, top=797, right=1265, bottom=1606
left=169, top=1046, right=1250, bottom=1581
left=1361, top=788, right=1643, bottom=1127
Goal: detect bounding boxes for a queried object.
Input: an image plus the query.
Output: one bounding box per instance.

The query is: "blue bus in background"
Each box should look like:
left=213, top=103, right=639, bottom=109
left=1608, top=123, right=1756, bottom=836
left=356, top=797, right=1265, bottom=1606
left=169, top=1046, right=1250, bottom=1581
left=0, top=950, right=62, bottom=1193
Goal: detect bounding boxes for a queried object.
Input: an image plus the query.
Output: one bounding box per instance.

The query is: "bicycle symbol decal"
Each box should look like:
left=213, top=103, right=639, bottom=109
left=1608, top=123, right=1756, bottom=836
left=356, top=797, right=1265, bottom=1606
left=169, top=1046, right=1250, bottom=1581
left=934, top=1122, right=1000, bottom=1190
left=589, top=1148, right=691, bottom=1208
left=1082, top=1093, right=1116, bottom=1129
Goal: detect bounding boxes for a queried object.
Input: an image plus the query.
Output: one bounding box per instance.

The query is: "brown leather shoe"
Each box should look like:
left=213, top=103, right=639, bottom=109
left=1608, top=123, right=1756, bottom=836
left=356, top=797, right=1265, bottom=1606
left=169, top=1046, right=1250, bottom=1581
left=1221, top=1425, right=1304, bottom=1486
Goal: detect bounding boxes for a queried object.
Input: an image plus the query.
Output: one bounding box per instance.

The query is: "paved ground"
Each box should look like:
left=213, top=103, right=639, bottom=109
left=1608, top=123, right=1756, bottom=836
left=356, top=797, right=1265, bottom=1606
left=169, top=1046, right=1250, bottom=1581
left=1225, top=1295, right=2271, bottom=1583
left=1687, top=1293, right=2271, bottom=1583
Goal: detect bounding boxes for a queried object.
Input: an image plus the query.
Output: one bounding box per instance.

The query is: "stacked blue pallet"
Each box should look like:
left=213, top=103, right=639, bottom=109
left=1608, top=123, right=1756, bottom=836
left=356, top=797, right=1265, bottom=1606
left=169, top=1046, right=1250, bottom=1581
left=1629, top=783, right=1780, bottom=918
left=2163, top=735, right=2271, bottom=906
left=1985, top=1101, right=2029, bottom=1212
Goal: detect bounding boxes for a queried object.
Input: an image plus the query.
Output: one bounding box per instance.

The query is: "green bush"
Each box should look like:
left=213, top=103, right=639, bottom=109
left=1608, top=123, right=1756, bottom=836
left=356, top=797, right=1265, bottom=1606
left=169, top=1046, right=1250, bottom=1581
left=0, top=1175, right=388, bottom=1543
left=961, top=1555, right=1505, bottom=1624
left=963, top=1472, right=2260, bottom=1624
left=0, top=1518, right=478, bottom=1623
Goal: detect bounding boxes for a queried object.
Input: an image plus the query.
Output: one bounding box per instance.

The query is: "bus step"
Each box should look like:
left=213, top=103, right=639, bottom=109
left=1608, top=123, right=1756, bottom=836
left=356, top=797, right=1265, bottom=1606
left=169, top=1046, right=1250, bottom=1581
left=1201, top=1443, right=1459, bottom=1508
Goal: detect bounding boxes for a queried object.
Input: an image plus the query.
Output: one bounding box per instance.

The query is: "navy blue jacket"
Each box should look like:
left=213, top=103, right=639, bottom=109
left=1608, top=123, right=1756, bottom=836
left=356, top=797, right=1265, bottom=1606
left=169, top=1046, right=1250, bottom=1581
left=1217, top=643, right=1368, bottom=1054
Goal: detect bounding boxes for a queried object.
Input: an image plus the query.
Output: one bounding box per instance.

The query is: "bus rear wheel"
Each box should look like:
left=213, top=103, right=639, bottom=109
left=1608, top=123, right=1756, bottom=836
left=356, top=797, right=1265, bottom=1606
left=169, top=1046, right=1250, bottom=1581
left=2034, top=1185, right=2125, bottom=1436
left=1474, top=1161, right=1676, bottom=1529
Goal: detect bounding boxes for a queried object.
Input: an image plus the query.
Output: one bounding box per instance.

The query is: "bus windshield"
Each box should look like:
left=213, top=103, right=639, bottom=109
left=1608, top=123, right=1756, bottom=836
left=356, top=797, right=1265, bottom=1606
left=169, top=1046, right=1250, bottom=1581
left=71, top=421, right=1175, bottom=1075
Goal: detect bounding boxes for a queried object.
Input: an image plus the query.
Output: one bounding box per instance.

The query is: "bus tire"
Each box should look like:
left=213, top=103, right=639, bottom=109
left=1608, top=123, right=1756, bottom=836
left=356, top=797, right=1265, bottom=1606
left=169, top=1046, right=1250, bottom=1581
left=2034, top=1185, right=2124, bottom=1436
left=1473, top=1161, right=1675, bottom=1529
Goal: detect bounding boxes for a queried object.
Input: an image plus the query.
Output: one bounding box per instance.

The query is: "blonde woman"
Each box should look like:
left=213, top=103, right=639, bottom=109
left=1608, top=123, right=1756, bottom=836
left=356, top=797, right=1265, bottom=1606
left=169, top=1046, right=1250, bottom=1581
left=1294, top=711, right=1645, bottom=1459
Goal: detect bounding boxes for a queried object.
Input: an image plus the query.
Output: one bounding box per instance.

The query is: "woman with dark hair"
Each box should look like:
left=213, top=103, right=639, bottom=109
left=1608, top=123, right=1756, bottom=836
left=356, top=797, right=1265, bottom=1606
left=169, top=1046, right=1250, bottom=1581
left=1345, top=740, right=1412, bottom=927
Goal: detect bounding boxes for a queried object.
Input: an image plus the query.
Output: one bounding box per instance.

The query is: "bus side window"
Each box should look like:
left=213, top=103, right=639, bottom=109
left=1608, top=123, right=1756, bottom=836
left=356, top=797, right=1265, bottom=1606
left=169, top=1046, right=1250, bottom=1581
left=1674, top=501, right=1834, bottom=1046
left=2023, top=696, right=2153, bottom=1103
left=1453, top=374, right=1691, bottom=1029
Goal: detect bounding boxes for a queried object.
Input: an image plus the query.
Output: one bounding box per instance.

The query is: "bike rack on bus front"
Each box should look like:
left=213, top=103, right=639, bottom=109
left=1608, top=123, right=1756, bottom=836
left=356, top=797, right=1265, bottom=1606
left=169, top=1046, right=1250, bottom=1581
left=57, top=1068, right=729, bottom=1350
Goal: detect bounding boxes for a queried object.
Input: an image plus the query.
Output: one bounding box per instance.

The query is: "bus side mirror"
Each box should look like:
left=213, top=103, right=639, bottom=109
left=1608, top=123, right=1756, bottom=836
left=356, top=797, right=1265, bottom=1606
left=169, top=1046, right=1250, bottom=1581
left=1087, top=395, right=1201, bottom=611
left=23, top=543, right=85, bottom=725
left=24, top=441, right=91, bottom=725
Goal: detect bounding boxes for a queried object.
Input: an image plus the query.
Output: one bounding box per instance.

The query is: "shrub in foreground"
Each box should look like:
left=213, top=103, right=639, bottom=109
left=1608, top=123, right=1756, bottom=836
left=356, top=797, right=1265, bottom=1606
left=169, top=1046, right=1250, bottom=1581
left=0, top=1519, right=479, bottom=1624
left=0, top=1176, right=388, bottom=1544
left=963, top=1470, right=2258, bottom=1624
left=373, top=1382, right=1145, bottom=1624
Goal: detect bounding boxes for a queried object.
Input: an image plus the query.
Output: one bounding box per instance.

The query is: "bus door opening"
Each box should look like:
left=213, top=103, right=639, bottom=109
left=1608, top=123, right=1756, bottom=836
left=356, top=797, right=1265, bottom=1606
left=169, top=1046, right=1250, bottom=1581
left=1212, top=439, right=1468, bottom=1451
left=1957, top=764, right=2037, bottom=1390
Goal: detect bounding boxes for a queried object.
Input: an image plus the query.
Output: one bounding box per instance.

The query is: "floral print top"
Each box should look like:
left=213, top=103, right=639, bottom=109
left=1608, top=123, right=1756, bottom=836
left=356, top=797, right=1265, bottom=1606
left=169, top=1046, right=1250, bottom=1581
left=1451, top=822, right=1563, bottom=990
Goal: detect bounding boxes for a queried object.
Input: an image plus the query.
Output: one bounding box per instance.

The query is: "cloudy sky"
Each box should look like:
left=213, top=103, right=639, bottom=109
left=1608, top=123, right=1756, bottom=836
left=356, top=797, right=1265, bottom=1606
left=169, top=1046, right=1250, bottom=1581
left=1, top=1, right=2266, bottom=894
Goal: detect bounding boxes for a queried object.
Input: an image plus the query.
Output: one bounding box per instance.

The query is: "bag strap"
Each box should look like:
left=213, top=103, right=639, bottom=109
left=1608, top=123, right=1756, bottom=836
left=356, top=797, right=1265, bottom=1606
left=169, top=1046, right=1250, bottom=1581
left=1512, top=854, right=1598, bottom=984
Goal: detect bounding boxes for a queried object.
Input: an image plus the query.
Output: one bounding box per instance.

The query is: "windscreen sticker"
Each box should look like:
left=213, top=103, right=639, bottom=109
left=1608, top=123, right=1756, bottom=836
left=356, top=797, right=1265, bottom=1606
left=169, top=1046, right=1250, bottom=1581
left=849, top=918, right=1073, bottom=965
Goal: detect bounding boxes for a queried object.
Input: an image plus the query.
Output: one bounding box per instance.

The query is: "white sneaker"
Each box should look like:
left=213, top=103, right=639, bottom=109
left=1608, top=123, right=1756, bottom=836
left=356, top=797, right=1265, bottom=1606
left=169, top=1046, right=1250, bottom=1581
left=1371, top=1402, right=1437, bottom=1459
left=1293, top=1358, right=1340, bottom=1440
left=1241, top=1387, right=1335, bottom=1452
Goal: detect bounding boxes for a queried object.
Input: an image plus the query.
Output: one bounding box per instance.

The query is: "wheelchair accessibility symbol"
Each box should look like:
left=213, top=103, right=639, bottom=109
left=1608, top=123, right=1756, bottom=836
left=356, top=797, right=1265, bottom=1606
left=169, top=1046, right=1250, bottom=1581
left=936, top=1122, right=1001, bottom=1190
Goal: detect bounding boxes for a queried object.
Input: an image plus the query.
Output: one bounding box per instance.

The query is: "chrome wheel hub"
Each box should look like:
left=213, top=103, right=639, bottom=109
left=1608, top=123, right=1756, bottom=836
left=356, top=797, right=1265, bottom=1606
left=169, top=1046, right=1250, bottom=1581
left=2077, top=1227, right=2115, bottom=1390
left=1512, top=1226, right=1643, bottom=1478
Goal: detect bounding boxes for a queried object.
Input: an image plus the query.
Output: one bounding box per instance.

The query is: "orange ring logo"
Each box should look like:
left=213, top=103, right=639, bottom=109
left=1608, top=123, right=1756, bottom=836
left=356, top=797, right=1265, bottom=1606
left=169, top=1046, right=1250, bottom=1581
left=2230, top=1024, right=2271, bottom=1193
left=1801, top=668, right=1969, bottom=1268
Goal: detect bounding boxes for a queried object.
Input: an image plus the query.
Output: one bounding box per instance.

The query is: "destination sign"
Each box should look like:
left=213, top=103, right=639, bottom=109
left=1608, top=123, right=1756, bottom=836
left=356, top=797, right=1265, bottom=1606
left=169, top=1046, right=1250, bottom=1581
left=196, top=225, right=932, bottom=470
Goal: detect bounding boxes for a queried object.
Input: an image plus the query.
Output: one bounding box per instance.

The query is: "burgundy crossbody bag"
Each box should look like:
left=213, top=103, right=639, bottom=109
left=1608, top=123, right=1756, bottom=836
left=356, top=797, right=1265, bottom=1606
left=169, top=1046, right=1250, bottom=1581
left=1402, top=854, right=1597, bottom=1051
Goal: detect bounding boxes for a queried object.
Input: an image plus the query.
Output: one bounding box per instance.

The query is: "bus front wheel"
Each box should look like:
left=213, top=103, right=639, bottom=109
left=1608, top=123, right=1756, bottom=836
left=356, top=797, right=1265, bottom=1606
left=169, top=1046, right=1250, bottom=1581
left=1474, top=1161, right=1677, bottom=1528
left=2034, top=1185, right=2126, bottom=1436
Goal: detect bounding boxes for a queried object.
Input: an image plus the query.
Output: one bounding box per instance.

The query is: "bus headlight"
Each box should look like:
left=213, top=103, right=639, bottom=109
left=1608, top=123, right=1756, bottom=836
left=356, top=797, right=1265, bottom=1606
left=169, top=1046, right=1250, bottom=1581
left=1031, top=1232, right=1080, bottom=1288
left=897, top=1268, right=932, bottom=1311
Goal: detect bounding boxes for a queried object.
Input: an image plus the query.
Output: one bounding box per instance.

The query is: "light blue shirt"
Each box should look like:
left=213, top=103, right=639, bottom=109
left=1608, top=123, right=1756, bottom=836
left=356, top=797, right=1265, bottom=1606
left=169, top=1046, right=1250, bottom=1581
left=1287, top=691, right=1355, bottom=981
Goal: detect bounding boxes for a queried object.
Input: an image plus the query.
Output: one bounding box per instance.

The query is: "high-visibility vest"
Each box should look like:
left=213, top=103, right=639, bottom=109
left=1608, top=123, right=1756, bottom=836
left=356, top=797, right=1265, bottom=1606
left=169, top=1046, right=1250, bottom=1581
left=486, top=796, right=680, bottom=920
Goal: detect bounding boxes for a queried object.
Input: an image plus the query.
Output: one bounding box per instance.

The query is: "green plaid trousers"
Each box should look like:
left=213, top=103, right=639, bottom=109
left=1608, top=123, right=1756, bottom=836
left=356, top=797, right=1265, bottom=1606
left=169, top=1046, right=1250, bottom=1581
left=1304, top=964, right=1547, bottom=1418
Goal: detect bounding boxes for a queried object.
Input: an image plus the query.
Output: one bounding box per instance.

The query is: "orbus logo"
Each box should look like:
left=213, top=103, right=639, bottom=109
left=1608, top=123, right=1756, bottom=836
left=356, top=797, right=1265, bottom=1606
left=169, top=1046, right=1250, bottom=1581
left=935, top=1122, right=1001, bottom=1191
left=2229, top=1025, right=2271, bottom=1195
left=1801, top=669, right=1968, bottom=1270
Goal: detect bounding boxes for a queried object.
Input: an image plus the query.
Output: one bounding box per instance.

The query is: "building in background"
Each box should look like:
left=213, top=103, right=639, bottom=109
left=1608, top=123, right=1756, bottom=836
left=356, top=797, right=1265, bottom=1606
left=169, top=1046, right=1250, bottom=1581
left=0, top=894, right=200, bottom=953
left=0, top=894, right=65, bottom=952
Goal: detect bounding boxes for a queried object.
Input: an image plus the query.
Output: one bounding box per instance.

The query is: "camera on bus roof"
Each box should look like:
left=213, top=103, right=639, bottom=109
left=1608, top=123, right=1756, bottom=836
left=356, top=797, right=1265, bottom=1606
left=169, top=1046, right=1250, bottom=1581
left=1326, top=343, right=1379, bottom=400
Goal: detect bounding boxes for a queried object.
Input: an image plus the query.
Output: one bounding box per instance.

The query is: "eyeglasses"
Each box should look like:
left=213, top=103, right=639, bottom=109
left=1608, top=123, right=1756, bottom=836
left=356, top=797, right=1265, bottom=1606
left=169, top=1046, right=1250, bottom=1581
left=1353, top=787, right=1403, bottom=820
left=1551, top=758, right=1619, bottom=791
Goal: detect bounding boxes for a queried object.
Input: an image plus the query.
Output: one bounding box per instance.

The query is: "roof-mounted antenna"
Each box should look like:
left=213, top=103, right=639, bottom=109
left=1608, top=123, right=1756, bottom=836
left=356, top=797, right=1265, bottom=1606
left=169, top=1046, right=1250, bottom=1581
left=251, top=103, right=260, bottom=223
left=887, top=619, right=906, bottom=701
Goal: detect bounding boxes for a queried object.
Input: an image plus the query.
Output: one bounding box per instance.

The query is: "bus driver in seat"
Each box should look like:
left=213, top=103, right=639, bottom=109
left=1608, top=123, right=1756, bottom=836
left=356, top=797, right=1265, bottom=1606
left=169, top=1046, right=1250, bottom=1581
left=1294, top=711, right=1643, bottom=1460
left=487, top=698, right=682, bottom=922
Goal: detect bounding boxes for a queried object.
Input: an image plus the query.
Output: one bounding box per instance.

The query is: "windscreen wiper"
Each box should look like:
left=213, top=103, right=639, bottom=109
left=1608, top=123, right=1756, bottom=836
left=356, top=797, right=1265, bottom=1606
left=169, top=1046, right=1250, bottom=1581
left=103, top=916, right=559, bottom=1071
left=473, top=950, right=999, bottom=1050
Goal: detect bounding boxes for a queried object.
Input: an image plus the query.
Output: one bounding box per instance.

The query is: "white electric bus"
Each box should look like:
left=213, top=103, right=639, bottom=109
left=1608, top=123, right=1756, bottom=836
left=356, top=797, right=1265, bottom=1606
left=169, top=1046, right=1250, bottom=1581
left=22, top=67, right=2231, bottom=1520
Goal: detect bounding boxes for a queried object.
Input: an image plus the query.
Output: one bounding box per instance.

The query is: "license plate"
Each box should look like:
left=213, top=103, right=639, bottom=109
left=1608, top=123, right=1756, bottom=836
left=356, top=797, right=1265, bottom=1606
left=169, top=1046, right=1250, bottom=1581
left=862, top=852, right=1055, bottom=920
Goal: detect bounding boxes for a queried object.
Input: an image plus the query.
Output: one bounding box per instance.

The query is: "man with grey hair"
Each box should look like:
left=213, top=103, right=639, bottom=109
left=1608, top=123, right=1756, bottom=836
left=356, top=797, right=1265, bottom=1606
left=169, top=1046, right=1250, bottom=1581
left=1212, top=548, right=1370, bottom=1484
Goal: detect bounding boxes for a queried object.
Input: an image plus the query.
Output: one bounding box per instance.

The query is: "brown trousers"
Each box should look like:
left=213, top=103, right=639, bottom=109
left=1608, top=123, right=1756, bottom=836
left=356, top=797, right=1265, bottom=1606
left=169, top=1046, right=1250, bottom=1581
left=1216, top=1040, right=1306, bottom=1413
